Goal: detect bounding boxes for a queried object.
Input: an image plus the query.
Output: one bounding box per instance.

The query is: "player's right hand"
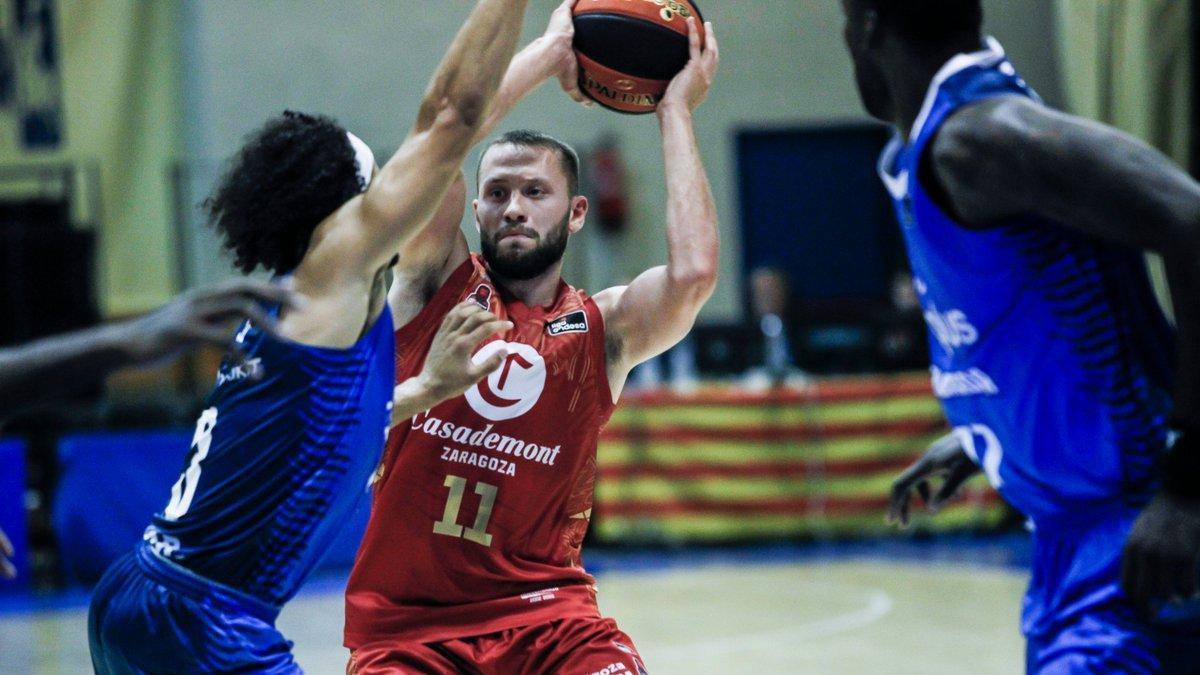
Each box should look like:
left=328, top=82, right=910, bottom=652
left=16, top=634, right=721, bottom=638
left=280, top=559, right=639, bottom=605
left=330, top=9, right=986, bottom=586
left=542, top=0, right=588, bottom=106
left=887, top=432, right=981, bottom=527
left=419, top=301, right=513, bottom=401
left=123, top=278, right=302, bottom=362
left=0, top=526, right=15, bottom=579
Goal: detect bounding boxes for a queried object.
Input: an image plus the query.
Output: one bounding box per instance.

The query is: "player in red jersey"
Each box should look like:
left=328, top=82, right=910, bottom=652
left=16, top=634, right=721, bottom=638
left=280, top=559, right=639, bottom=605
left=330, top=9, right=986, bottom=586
left=343, top=5, right=720, bottom=673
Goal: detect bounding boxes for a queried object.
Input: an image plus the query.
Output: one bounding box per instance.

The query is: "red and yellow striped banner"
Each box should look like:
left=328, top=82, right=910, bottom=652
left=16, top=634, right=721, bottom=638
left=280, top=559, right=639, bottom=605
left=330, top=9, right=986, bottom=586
left=594, top=373, right=1008, bottom=543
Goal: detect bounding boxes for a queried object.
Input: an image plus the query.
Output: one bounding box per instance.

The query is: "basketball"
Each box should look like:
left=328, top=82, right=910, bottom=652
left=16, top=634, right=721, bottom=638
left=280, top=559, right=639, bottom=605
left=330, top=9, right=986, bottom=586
left=572, top=0, right=706, bottom=114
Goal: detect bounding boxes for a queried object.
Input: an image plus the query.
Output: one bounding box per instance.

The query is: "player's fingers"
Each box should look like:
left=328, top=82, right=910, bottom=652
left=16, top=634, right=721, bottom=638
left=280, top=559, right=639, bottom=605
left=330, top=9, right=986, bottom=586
left=1162, top=551, right=1193, bottom=601
left=1138, top=548, right=1166, bottom=608
left=210, top=300, right=277, bottom=336
left=467, top=351, right=506, bottom=381
left=229, top=278, right=302, bottom=310
left=685, top=17, right=701, bottom=63
left=462, top=319, right=513, bottom=350
left=0, top=557, right=14, bottom=579
left=0, top=527, right=12, bottom=557
left=929, top=479, right=958, bottom=513
left=887, top=479, right=915, bottom=526
left=442, top=301, right=477, bottom=333
left=704, top=21, right=718, bottom=64
left=915, top=479, right=932, bottom=507
left=930, top=464, right=972, bottom=511
left=453, top=307, right=497, bottom=339
left=560, top=59, right=590, bottom=106
left=885, top=492, right=902, bottom=525
left=188, top=323, right=238, bottom=349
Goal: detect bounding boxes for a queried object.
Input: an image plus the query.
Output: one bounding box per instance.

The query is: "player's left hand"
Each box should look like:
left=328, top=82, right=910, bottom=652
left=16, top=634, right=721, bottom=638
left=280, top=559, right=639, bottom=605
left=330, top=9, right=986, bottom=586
left=0, top=526, right=15, bottom=579
left=418, top=301, right=513, bottom=401
left=659, top=18, right=719, bottom=113
left=542, top=0, right=588, bottom=106
left=1121, top=490, right=1200, bottom=611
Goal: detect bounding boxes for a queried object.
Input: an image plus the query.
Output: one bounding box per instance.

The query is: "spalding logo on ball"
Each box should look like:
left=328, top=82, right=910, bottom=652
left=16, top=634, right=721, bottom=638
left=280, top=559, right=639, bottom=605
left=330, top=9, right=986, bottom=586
left=573, top=0, right=706, bottom=114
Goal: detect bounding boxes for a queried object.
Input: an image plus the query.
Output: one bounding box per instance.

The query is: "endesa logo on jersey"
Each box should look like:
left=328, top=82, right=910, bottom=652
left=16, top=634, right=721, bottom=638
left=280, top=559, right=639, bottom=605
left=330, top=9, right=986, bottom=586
left=465, top=341, right=546, bottom=421
left=546, top=310, right=588, bottom=336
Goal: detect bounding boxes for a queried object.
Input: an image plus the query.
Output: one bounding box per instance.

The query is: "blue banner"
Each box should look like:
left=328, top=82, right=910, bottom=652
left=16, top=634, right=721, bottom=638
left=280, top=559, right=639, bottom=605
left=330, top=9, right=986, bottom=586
left=0, top=439, right=29, bottom=591
left=53, top=430, right=369, bottom=585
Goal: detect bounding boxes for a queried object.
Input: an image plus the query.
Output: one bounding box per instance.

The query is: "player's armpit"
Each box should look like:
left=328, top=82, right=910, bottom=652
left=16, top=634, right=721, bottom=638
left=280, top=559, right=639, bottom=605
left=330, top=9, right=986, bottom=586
left=395, top=173, right=471, bottom=275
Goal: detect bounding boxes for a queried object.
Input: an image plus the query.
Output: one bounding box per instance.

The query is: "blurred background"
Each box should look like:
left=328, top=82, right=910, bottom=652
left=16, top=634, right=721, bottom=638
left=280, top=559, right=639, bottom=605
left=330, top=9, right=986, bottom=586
left=0, top=0, right=1192, bottom=672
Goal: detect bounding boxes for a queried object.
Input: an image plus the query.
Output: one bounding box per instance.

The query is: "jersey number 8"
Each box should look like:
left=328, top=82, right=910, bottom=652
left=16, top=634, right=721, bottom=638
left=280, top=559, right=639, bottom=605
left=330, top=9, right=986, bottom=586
left=163, top=407, right=218, bottom=521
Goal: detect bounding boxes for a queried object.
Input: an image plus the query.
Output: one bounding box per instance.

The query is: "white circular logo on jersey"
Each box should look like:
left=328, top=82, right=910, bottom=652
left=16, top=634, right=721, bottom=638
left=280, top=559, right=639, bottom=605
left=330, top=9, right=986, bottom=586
left=464, top=341, right=545, bottom=421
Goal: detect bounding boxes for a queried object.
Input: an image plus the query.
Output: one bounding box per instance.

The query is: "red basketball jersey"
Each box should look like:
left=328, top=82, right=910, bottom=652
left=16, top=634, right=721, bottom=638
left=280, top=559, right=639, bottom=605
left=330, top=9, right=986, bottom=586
left=344, top=255, right=616, bottom=647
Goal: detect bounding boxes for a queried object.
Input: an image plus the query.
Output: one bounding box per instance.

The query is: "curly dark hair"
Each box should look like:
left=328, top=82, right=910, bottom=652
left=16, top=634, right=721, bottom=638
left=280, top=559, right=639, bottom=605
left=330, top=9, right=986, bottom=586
left=205, top=110, right=364, bottom=275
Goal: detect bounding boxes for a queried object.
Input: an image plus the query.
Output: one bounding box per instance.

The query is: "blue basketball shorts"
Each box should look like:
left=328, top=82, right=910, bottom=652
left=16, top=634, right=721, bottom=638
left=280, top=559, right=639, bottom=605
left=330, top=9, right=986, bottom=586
left=88, top=546, right=300, bottom=674
left=1023, top=506, right=1200, bottom=673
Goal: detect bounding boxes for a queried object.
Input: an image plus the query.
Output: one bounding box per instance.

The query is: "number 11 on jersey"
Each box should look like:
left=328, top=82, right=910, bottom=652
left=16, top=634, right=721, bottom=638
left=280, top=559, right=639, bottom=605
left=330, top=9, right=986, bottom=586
left=433, top=475, right=498, bottom=547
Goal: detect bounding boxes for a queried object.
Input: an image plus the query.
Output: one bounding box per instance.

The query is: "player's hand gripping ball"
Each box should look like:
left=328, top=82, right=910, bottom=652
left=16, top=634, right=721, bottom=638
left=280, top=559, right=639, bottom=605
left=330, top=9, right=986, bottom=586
left=572, top=0, right=706, bottom=113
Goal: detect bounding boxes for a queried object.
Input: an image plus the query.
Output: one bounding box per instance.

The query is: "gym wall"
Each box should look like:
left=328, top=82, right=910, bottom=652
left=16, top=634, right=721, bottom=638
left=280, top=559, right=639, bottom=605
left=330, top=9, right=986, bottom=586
left=176, top=0, right=1062, bottom=323
left=0, top=0, right=1061, bottom=322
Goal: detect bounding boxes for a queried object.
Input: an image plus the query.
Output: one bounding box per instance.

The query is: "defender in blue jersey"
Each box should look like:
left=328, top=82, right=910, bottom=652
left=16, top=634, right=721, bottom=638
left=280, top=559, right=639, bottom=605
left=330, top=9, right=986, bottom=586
left=87, top=1, right=532, bottom=671
left=839, top=1, right=1200, bottom=672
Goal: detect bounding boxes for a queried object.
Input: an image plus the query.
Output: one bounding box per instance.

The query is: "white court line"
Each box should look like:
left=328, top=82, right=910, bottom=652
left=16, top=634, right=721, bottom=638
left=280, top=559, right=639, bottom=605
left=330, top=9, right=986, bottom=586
left=649, top=587, right=893, bottom=662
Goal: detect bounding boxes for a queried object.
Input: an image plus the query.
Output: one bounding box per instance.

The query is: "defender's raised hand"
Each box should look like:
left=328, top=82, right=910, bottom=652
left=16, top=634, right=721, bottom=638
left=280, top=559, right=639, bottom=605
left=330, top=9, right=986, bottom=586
left=124, top=279, right=301, bottom=362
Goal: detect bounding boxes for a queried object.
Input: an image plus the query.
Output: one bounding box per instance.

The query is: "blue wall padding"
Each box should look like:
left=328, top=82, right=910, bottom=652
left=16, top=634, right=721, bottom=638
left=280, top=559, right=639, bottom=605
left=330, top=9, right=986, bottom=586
left=0, top=439, right=29, bottom=591
left=53, top=431, right=369, bottom=586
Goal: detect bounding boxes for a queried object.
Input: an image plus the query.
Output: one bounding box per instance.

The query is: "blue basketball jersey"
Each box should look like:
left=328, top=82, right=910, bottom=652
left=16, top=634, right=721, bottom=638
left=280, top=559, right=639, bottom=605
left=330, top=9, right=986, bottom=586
left=877, top=38, right=1176, bottom=522
left=141, top=305, right=394, bottom=607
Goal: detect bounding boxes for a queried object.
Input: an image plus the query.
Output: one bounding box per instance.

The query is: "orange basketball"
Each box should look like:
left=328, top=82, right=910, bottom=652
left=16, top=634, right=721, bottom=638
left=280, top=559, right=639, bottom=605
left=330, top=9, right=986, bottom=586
left=572, top=0, right=706, bottom=114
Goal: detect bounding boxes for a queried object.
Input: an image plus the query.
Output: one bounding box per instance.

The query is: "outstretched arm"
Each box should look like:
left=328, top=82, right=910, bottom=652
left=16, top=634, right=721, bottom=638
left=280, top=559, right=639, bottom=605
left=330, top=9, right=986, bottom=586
left=0, top=279, right=296, bottom=419
left=928, top=97, right=1200, bottom=609
left=357, top=0, right=529, bottom=263
left=306, top=0, right=529, bottom=286
left=594, top=19, right=720, bottom=401
left=391, top=0, right=587, bottom=304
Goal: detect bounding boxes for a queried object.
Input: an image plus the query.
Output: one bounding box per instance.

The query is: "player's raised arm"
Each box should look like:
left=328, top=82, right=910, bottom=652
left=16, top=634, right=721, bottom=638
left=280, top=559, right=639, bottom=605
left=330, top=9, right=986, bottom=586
left=593, top=18, right=720, bottom=399
left=927, top=97, right=1200, bottom=608
left=0, top=279, right=297, bottom=419
left=391, top=0, right=587, bottom=302
left=336, top=0, right=531, bottom=275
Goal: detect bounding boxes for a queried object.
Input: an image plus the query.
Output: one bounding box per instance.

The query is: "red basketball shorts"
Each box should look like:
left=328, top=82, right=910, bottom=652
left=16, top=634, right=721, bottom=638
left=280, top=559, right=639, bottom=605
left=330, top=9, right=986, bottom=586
left=347, top=616, right=646, bottom=675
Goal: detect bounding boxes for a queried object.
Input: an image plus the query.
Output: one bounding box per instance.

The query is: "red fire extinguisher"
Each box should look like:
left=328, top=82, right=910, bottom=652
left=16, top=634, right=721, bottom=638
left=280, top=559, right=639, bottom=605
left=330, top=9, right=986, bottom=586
left=588, top=133, right=628, bottom=234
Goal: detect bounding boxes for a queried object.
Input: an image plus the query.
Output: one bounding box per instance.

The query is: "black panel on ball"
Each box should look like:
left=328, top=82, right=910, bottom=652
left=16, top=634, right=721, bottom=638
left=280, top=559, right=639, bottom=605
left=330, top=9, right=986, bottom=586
left=573, top=13, right=690, bottom=81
